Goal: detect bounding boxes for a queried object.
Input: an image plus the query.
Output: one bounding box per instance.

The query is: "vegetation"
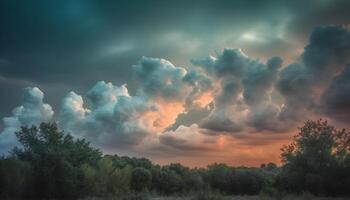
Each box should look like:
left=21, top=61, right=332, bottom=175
left=0, top=119, right=349, bottom=199
left=276, top=120, right=350, bottom=196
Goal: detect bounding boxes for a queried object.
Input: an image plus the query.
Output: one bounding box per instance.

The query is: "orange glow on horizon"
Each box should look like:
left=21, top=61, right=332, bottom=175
left=149, top=131, right=295, bottom=168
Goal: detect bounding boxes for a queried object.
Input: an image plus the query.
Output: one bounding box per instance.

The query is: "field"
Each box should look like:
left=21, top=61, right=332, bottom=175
left=82, top=195, right=350, bottom=200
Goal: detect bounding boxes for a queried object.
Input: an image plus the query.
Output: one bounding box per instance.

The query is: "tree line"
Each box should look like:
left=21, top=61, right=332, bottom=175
left=0, top=119, right=349, bottom=199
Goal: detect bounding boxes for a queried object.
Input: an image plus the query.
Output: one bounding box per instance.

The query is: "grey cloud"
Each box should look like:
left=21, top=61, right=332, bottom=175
left=2, top=20, right=350, bottom=156
left=243, top=56, right=282, bottom=106
left=59, top=81, right=153, bottom=148
left=133, top=57, right=187, bottom=100
left=246, top=104, right=282, bottom=132
left=0, top=55, right=215, bottom=153
left=194, top=27, right=350, bottom=133
left=154, top=124, right=220, bottom=156
left=0, top=87, right=54, bottom=153
left=244, top=57, right=284, bottom=131
left=166, top=106, right=212, bottom=131
left=302, top=25, right=350, bottom=79
left=86, top=81, right=129, bottom=109
left=192, top=48, right=249, bottom=77
left=320, top=65, right=350, bottom=122
left=133, top=56, right=212, bottom=110
left=277, top=25, right=350, bottom=123
left=182, top=70, right=213, bottom=107
left=194, top=48, right=286, bottom=133
left=200, top=78, right=245, bottom=133
left=1, top=0, right=348, bottom=123
left=276, top=63, right=314, bottom=122
left=201, top=114, right=244, bottom=133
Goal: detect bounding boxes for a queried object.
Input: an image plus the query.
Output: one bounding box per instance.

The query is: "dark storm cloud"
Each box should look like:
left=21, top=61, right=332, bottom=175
left=302, top=25, right=350, bottom=77
left=277, top=25, right=350, bottom=123
left=321, top=66, right=350, bottom=122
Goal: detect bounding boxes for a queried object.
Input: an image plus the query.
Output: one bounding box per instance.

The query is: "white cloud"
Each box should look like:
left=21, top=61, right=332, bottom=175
left=0, top=87, right=54, bottom=153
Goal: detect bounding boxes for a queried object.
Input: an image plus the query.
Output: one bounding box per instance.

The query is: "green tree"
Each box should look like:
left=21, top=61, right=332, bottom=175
left=12, top=122, right=102, bottom=199
left=279, top=119, right=350, bottom=195
left=131, top=167, right=152, bottom=192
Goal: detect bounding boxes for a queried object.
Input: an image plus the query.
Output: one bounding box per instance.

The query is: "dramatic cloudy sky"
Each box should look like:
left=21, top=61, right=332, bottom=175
left=1, top=0, right=350, bottom=167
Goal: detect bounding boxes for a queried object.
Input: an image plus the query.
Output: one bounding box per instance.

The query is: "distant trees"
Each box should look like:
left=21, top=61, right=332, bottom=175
left=0, top=120, right=349, bottom=199
left=131, top=167, right=152, bottom=191
left=277, top=119, right=350, bottom=196
left=206, top=163, right=269, bottom=195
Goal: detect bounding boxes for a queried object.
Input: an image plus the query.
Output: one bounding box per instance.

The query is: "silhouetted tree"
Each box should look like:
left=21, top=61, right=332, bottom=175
left=278, top=119, right=350, bottom=196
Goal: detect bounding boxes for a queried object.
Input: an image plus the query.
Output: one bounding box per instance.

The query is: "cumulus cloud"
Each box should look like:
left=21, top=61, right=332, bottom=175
left=277, top=25, right=350, bottom=124
left=193, top=48, right=285, bottom=133
left=1, top=25, right=350, bottom=161
left=59, top=81, right=154, bottom=148
left=0, top=56, right=215, bottom=154
left=133, top=57, right=188, bottom=100
left=192, top=25, right=350, bottom=134
left=0, top=87, right=54, bottom=153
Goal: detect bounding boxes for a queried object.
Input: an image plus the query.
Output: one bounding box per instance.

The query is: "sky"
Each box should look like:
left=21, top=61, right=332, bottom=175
left=0, top=0, right=350, bottom=167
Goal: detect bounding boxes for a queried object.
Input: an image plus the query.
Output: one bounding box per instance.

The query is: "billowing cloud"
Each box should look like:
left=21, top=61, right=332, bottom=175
left=0, top=87, right=54, bottom=153
left=193, top=49, right=285, bottom=133
left=133, top=57, right=187, bottom=100
left=191, top=25, right=350, bottom=134
left=302, top=25, right=350, bottom=77
left=277, top=25, right=350, bottom=124
left=132, top=56, right=214, bottom=132
left=59, top=81, right=154, bottom=148
left=1, top=25, right=350, bottom=167
left=320, top=65, right=350, bottom=122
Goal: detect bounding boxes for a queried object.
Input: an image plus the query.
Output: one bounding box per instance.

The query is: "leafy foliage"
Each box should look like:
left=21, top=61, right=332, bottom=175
left=277, top=119, right=350, bottom=196
left=0, top=120, right=349, bottom=199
